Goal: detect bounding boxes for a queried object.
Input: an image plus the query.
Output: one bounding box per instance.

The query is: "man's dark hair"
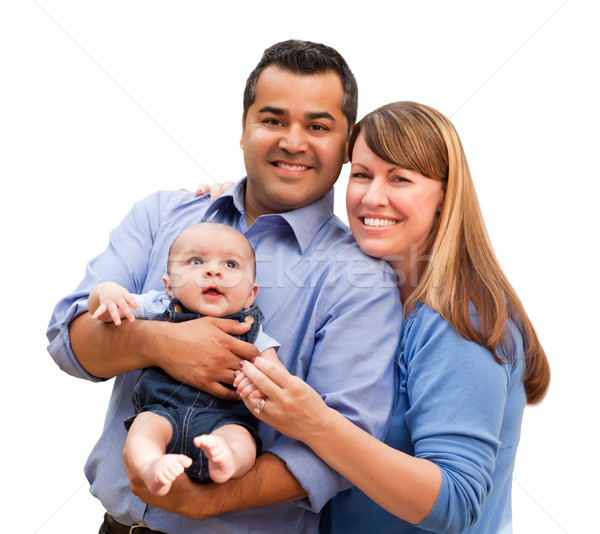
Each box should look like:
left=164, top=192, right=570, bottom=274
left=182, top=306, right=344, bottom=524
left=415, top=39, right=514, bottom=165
left=243, top=40, right=358, bottom=132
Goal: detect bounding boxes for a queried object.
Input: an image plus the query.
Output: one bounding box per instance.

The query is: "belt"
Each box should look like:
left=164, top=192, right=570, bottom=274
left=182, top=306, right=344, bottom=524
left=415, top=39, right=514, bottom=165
left=99, top=513, right=167, bottom=534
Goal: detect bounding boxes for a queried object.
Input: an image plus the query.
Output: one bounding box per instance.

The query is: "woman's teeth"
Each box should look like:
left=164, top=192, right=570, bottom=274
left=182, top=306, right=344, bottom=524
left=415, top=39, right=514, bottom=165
left=363, top=217, right=398, bottom=227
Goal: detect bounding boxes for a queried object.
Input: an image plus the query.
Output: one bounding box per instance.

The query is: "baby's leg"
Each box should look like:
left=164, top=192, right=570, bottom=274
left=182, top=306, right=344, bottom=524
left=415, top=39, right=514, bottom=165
left=193, top=424, right=257, bottom=484
left=125, top=411, right=192, bottom=496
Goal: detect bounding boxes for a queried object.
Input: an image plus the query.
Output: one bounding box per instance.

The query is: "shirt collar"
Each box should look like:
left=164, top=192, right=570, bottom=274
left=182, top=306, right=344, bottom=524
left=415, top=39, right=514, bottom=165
left=203, top=178, right=336, bottom=254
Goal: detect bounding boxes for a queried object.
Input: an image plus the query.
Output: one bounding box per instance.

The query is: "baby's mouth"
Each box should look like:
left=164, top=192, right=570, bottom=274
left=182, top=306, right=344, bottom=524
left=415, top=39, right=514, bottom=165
left=203, top=287, right=223, bottom=296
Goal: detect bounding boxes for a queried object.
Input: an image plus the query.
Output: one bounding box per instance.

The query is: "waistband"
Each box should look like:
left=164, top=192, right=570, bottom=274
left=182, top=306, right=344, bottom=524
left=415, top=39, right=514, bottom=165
left=99, top=513, right=167, bottom=534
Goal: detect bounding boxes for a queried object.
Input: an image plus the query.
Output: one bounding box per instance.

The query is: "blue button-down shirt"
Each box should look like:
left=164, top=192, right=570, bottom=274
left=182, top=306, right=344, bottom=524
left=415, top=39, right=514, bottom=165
left=46, top=180, right=402, bottom=534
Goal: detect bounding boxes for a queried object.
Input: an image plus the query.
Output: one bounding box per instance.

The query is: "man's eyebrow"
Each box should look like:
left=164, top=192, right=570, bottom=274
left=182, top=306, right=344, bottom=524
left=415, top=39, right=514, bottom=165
left=258, top=106, right=286, bottom=115
left=257, top=107, right=336, bottom=122
left=306, top=111, right=336, bottom=122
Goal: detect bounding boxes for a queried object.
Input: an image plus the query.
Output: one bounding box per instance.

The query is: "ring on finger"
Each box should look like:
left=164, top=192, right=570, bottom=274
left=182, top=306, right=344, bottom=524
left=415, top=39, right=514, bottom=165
left=254, top=398, right=266, bottom=414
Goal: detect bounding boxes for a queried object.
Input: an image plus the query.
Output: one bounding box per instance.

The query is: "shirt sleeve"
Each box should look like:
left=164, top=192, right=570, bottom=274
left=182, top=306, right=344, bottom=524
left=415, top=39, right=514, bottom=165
left=266, top=257, right=403, bottom=511
left=254, top=326, right=280, bottom=353
left=133, top=290, right=171, bottom=320
left=46, top=192, right=170, bottom=380
left=404, top=307, right=513, bottom=533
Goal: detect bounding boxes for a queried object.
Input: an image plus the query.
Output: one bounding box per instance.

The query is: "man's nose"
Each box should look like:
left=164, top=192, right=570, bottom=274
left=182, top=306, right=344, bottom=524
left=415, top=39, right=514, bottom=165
left=278, top=124, right=308, bottom=154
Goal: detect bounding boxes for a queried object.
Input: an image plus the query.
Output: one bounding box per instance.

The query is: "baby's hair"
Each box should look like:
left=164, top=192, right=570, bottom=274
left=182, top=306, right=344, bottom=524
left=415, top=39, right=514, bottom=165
left=167, top=222, right=256, bottom=280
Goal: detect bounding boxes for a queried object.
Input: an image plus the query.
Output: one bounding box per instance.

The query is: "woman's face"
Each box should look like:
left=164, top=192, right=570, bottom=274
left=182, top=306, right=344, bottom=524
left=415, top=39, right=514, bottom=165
left=346, top=133, right=445, bottom=271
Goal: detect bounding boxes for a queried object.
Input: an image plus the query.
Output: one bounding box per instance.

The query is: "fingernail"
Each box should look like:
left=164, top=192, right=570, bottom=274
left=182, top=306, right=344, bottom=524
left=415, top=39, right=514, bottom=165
left=239, top=361, right=245, bottom=368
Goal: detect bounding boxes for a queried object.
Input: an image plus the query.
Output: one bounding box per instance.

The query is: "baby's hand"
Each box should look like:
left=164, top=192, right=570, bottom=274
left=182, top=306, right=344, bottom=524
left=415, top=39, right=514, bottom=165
left=90, top=282, right=140, bottom=325
left=234, top=370, right=265, bottom=399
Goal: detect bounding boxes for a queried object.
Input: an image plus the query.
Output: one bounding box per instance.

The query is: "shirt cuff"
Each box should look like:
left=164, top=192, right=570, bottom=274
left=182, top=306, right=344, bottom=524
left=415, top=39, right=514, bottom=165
left=267, top=435, right=350, bottom=512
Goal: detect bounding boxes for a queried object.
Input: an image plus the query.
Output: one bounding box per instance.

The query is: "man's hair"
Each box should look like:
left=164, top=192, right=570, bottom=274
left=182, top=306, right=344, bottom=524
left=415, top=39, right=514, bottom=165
left=243, top=39, right=358, bottom=132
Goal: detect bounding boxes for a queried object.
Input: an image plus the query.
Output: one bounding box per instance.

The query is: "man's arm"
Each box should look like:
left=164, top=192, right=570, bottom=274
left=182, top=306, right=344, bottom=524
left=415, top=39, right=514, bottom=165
left=125, top=452, right=307, bottom=518
left=70, top=311, right=258, bottom=397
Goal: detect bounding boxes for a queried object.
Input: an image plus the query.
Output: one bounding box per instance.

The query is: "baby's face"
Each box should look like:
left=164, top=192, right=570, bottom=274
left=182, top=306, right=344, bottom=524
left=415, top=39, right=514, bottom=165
left=163, top=225, right=257, bottom=317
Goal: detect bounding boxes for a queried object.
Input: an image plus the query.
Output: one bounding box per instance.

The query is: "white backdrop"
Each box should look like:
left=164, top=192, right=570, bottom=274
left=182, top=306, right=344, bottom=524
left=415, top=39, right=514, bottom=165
left=1, top=1, right=598, bottom=533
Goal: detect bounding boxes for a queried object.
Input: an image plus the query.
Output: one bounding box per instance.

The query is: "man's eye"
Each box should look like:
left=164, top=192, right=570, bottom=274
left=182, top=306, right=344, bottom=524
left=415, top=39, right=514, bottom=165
left=225, top=261, right=238, bottom=269
left=190, top=258, right=203, bottom=265
left=309, top=124, right=327, bottom=131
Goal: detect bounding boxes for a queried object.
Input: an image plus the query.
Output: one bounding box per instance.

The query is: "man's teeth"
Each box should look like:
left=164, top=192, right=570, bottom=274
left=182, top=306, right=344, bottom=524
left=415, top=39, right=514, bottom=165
left=277, top=162, right=309, bottom=171
left=363, top=217, right=398, bottom=227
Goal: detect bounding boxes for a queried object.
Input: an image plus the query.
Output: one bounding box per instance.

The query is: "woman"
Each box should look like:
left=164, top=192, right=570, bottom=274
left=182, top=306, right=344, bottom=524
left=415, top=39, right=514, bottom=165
left=234, top=101, right=550, bottom=533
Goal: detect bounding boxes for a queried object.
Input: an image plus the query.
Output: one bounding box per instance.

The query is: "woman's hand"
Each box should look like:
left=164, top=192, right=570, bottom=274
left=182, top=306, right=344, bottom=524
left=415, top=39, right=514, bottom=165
left=195, top=181, right=235, bottom=201
left=234, top=356, right=330, bottom=443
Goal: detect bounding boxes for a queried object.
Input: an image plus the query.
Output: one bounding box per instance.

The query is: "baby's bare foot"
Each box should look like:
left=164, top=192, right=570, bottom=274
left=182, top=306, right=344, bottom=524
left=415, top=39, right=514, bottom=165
left=194, top=434, right=236, bottom=484
left=143, top=454, right=192, bottom=496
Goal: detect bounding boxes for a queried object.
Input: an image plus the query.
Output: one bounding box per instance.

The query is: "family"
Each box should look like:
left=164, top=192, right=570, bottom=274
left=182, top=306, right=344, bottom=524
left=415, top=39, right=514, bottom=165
left=47, top=39, right=549, bottom=534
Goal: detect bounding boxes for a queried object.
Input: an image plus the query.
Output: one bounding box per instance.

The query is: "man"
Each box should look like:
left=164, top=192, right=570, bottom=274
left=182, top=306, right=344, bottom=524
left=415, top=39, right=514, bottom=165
left=47, top=40, right=402, bottom=533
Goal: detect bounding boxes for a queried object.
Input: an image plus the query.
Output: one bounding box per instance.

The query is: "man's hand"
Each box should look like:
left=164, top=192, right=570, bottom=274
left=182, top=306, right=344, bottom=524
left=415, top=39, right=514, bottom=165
left=154, top=317, right=259, bottom=400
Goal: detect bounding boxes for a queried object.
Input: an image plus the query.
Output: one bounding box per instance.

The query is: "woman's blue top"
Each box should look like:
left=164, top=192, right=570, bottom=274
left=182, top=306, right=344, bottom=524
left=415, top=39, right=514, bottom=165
left=321, top=303, right=526, bottom=533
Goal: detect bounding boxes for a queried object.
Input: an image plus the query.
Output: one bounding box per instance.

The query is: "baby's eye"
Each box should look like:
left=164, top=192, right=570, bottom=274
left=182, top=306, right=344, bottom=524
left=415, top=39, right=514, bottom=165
left=224, top=260, right=238, bottom=269
left=190, top=258, right=204, bottom=265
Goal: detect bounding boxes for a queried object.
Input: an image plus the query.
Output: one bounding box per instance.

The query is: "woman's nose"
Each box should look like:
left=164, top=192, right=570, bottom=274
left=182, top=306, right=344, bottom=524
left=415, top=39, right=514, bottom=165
left=362, top=178, right=389, bottom=208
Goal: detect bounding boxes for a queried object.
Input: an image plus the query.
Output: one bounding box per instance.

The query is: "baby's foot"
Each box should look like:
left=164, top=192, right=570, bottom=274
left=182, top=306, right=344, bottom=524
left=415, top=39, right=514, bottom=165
left=194, top=434, right=237, bottom=484
left=144, top=454, right=192, bottom=496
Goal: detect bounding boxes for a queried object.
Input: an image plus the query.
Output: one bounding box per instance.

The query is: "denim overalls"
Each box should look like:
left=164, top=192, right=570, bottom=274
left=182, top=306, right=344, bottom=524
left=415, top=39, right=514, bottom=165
left=127, top=301, right=264, bottom=482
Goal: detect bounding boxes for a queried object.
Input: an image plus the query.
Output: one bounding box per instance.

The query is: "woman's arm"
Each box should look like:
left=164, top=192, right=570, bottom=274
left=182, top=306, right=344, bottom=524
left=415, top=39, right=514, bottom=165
left=236, top=357, right=442, bottom=524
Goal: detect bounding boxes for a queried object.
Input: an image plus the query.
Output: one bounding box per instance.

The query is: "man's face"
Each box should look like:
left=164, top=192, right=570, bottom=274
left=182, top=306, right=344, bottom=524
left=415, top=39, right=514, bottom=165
left=240, top=66, right=349, bottom=222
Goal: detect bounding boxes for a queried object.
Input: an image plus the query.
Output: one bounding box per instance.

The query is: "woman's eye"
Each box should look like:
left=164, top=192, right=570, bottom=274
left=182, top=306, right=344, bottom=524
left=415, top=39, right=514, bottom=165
left=391, top=176, right=410, bottom=184
left=351, top=172, right=371, bottom=180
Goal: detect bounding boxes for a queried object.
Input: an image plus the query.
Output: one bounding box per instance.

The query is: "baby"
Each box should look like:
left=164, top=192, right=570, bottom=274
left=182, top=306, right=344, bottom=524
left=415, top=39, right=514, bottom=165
left=88, top=222, right=278, bottom=496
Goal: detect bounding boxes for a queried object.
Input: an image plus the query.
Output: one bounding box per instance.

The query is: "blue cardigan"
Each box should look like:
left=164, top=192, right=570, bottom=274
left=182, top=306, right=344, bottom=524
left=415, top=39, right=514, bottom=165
left=321, top=303, right=526, bottom=533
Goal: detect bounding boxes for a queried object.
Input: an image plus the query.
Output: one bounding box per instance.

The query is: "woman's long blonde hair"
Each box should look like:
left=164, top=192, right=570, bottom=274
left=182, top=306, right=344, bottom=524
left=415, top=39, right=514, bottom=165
left=348, top=102, right=550, bottom=405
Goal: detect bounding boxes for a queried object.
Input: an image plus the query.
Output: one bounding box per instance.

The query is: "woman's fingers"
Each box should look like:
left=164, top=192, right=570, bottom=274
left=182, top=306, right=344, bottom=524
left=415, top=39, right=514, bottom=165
left=238, top=360, right=281, bottom=400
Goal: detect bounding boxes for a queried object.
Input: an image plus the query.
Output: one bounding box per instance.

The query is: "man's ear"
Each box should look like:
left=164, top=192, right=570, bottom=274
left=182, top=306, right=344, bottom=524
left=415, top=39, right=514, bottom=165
left=240, top=113, right=246, bottom=149
left=344, top=124, right=356, bottom=164
left=244, top=284, right=259, bottom=309
left=162, top=275, right=174, bottom=298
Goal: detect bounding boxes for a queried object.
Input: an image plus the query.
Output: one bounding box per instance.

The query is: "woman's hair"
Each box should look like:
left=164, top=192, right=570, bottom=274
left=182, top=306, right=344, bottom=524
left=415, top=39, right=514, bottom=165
left=348, top=101, right=550, bottom=405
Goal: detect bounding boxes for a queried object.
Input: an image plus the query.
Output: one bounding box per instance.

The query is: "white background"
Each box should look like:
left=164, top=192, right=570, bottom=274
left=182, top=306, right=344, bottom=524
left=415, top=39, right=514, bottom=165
left=1, top=1, right=598, bottom=533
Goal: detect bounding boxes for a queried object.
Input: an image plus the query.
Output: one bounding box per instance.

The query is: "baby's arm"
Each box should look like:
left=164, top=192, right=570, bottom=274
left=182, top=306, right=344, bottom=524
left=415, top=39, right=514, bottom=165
left=88, top=282, right=140, bottom=325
